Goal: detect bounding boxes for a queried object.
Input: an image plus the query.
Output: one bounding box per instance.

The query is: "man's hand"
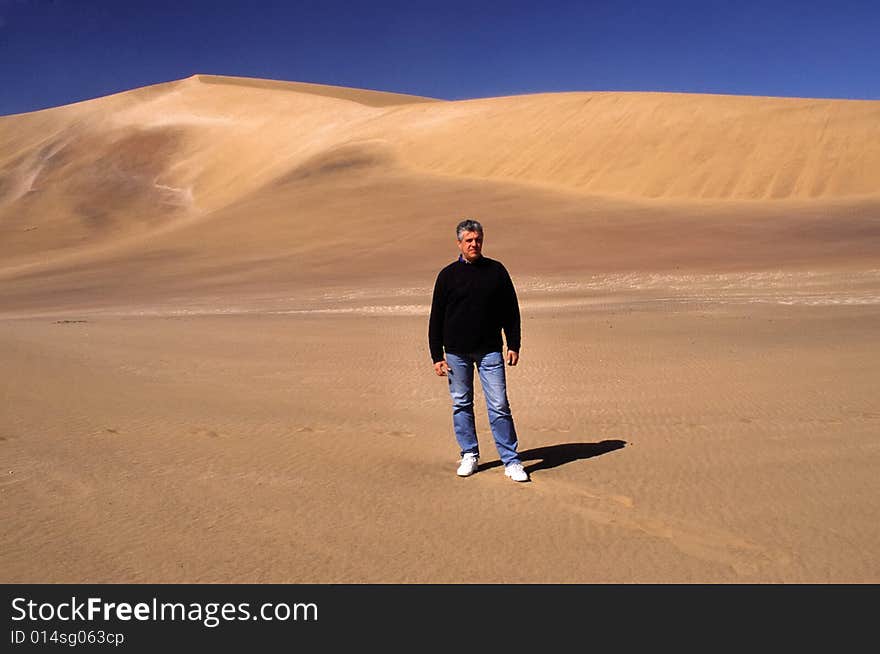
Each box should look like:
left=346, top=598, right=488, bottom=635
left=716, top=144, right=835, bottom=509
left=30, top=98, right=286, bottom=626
left=433, top=360, right=450, bottom=376
left=507, top=350, right=519, bottom=366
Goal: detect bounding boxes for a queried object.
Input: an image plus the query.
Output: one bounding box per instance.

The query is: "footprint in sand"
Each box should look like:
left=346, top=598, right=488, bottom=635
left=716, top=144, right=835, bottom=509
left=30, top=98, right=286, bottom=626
left=295, top=425, right=328, bottom=433
left=374, top=429, right=415, bottom=438
left=815, top=417, right=844, bottom=425
left=610, top=494, right=634, bottom=508
left=90, top=428, right=120, bottom=437
left=190, top=427, right=222, bottom=439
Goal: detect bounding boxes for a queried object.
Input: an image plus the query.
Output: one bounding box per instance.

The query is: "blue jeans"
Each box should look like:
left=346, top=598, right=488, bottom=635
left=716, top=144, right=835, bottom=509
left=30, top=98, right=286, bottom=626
left=446, top=351, right=521, bottom=466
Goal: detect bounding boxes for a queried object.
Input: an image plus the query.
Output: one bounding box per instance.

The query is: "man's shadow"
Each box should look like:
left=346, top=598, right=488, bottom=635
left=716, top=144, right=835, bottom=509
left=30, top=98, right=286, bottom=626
left=482, top=440, right=627, bottom=475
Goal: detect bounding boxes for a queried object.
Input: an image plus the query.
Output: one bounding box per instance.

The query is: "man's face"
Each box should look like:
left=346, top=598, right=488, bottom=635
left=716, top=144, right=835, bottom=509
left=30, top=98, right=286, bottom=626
left=457, top=230, right=483, bottom=262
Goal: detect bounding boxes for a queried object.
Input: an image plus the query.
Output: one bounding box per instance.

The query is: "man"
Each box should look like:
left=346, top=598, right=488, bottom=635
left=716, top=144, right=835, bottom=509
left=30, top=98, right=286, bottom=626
left=428, top=218, right=529, bottom=482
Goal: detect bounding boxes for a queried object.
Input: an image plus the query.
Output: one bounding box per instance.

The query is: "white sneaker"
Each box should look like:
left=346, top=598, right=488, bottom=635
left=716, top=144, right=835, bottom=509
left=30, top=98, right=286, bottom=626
left=504, top=462, right=529, bottom=482
left=457, top=453, right=479, bottom=477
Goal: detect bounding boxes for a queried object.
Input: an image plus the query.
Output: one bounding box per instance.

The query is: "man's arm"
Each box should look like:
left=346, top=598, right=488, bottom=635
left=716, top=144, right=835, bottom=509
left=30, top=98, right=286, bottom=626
left=501, top=265, right=521, bottom=364
left=428, top=270, right=448, bottom=374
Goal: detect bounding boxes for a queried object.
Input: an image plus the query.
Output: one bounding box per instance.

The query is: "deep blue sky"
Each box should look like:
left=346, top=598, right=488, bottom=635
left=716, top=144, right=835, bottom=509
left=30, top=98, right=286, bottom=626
left=1, top=0, right=878, bottom=116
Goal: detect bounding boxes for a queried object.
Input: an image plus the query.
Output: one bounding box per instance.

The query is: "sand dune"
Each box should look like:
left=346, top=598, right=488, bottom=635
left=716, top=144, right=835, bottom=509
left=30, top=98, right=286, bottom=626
left=3, top=74, right=879, bottom=273
left=0, top=76, right=439, bottom=264
left=1, top=76, right=878, bottom=583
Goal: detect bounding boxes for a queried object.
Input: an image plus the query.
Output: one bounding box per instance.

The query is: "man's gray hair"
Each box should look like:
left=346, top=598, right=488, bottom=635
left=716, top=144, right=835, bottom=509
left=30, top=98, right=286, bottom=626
left=456, top=219, right=483, bottom=241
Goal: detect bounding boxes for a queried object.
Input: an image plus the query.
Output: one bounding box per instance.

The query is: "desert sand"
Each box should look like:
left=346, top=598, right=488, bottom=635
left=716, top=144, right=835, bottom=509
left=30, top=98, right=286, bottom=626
left=1, top=75, right=878, bottom=582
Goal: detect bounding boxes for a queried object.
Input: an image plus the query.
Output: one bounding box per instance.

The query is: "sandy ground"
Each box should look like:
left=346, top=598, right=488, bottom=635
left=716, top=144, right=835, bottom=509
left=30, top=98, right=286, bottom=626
left=2, top=279, right=878, bottom=583
left=1, top=76, right=879, bottom=583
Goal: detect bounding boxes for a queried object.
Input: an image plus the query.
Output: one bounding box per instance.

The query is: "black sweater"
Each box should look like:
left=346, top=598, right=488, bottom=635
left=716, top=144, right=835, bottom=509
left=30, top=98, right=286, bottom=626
left=428, top=256, right=521, bottom=363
